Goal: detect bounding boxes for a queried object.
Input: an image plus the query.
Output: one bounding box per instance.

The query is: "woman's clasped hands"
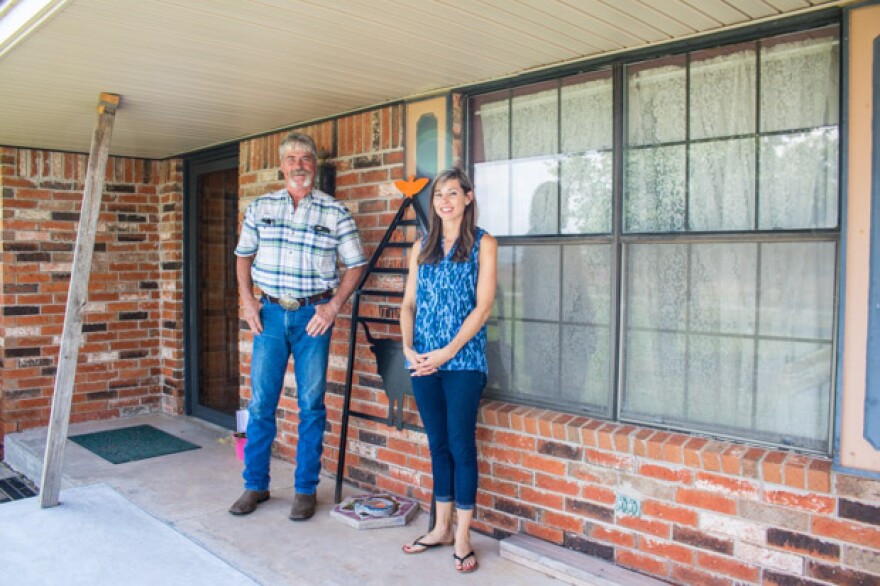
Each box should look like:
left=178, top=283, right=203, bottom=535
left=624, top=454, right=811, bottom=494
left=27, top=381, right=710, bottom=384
left=403, top=346, right=453, bottom=376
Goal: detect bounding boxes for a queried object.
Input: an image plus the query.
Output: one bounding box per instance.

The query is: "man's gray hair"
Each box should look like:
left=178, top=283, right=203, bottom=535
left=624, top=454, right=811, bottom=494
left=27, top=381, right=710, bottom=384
left=279, top=132, right=317, bottom=160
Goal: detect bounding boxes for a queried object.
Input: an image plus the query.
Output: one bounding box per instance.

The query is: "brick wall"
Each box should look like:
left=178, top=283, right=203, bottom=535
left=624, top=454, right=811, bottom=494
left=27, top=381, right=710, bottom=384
left=234, top=104, right=880, bottom=584
left=4, top=96, right=879, bottom=585
left=235, top=106, right=410, bottom=469
left=0, top=147, right=184, bottom=452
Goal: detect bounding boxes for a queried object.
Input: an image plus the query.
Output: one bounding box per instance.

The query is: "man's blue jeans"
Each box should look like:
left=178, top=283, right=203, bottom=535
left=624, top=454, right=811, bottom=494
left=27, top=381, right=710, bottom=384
left=243, top=299, right=331, bottom=495
left=411, top=370, right=486, bottom=510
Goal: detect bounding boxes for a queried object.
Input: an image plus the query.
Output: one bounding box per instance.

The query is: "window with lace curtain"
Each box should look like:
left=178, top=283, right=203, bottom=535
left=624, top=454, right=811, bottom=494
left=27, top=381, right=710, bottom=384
left=469, top=25, right=839, bottom=452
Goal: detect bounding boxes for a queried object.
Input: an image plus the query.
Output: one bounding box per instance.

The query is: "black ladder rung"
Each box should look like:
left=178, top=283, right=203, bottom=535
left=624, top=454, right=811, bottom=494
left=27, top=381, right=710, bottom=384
left=383, top=242, right=413, bottom=248
left=357, top=316, right=398, bottom=326
left=397, top=219, right=418, bottom=226
left=348, top=409, right=425, bottom=433
left=368, top=267, right=408, bottom=275
left=358, top=289, right=404, bottom=297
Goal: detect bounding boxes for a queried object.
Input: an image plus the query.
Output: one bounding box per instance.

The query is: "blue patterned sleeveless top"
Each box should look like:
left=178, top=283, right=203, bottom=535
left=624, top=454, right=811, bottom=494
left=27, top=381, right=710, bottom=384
left=414, top=228, right=488, bottom=373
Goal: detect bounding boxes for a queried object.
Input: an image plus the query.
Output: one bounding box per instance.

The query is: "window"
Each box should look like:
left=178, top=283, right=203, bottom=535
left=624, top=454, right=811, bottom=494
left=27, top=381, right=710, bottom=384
left=470, top=25, right=839, bottom=452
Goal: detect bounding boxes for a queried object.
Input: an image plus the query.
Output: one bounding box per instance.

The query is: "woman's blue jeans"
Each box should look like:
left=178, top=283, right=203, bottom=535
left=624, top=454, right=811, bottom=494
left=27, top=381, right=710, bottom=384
left=243, top=299, right=331, bottom=495
left=411, top=369, right=486, bottom=510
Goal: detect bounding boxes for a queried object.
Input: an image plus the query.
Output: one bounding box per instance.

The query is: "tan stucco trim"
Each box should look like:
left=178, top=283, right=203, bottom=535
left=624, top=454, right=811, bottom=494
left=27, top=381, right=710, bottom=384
left=841, top=3, right=880, bottom=471
left=405, top=97, right=448, bottom=179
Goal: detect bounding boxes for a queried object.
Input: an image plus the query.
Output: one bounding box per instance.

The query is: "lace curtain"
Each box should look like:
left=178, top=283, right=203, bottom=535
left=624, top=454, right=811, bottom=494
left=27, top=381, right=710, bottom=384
left=470, top=27, right=839, bottom=449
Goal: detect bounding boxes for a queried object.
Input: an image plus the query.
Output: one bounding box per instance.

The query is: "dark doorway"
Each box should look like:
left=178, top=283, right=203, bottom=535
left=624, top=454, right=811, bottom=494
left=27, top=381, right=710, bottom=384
left=185, top=146, right=240, bottom=429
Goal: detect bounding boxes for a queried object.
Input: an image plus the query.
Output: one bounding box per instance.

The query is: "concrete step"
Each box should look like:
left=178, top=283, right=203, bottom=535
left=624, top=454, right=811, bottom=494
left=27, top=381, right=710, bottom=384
left=500, top=533, right=669, bottom=586
left=3, top=426, right=54, bottom=488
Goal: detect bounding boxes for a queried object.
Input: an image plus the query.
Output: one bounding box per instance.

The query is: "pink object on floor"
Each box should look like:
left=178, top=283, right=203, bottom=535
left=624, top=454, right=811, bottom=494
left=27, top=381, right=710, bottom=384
left=233, top=433, right=247, bottom=461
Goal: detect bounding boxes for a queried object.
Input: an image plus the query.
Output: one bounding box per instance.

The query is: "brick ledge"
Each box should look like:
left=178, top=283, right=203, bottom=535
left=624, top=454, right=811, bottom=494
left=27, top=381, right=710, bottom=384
left=500, top=533, right=668, bottom=586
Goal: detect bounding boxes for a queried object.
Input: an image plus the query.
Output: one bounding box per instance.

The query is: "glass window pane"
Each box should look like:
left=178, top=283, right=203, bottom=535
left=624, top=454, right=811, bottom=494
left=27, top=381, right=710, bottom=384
left=687, top=334, right=755, bottom=429
left=622, top=330, right=686, bottom=420
left=625, top=145, right=686, bottom=232
left=561, top=152, right=612, bottom=234
left=626, top=243, right=688, bottom=330
left=492, top=245, right=515, bottom=320
left=561, top=71, right=613, bottom=152
left=486, top=319, right=514, bottom=392
left=627, top=55, right=687, bottom=146
left=488, top=246, right=516, bottom=393
left=760, top=28, right=839, bottom=133
left=562, top=244, right=612, bottom=326
left=690, top=43, right=756, bottom=139
left=515, top=244, right=560, bottom=322
left=759, top=128, right=838, bottom=230
left=689, top=243, right=757, bottom=335
left=512, top=82, right=558, bottom=159
left=755, top=340, right=831, bottom=448
left=474, top=162, right=510, bottom=236
left=689, top=138, right=756, bottom=231
left=562, top=324, right=611, bottom=410
left=471, top=91, right=510, bottom=163
left=513, top=320, right=560, bottom=397
left=759, top=241, right=836, bottom=340
left=511, top=158, right=559, bottom=235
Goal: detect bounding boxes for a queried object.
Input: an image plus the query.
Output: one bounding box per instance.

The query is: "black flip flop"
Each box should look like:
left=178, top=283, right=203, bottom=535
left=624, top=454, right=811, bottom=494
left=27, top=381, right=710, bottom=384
left=402, top=534, right=454, bottom=554
left=453, top=550, right=478, bottom=573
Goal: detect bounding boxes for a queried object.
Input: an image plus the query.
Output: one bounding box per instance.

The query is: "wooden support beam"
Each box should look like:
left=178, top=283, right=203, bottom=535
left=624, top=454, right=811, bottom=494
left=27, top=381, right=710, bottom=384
left=40, top=93, right=120, bottom=508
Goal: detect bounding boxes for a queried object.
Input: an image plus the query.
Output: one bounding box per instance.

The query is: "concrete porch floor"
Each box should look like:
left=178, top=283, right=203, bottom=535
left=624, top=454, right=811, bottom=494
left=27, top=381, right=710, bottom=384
left=1, top=413, right=562, bottom=585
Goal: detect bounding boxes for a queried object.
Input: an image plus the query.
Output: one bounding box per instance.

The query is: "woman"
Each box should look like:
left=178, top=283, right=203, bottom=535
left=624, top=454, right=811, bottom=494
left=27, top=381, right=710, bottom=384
left=399, top=168, right=497, bottom=574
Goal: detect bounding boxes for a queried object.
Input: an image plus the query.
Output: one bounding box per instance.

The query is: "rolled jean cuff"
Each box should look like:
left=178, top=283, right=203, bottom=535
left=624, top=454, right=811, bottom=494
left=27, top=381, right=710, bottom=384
left=455, top=502, right=476, bottom=511
left=434, top=495, right=453, bottom=503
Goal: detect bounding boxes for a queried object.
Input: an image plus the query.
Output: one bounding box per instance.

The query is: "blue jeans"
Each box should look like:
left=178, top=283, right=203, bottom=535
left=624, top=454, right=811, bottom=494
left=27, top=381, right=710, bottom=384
left=411, top=370, right=486, bottom=510
left=243, top=299, right=332, bottom=495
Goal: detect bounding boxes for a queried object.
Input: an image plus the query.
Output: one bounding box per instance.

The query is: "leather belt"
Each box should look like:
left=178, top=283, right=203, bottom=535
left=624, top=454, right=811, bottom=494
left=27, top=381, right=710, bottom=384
left=263, top=290, right=333, bottom=311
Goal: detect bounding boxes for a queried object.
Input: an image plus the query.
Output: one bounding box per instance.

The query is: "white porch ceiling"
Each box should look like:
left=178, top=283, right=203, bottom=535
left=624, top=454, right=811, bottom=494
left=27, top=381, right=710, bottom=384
left=0, top=0, right=842, bottom=159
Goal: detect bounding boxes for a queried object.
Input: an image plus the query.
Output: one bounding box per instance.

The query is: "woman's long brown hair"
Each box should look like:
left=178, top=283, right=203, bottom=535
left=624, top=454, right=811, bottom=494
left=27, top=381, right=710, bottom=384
left=418, top=168, right=478, bottom=265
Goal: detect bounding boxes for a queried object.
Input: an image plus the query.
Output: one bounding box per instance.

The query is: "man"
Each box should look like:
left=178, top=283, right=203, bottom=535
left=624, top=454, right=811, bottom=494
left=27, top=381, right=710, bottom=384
left=230, top=132, right=366, bottom=520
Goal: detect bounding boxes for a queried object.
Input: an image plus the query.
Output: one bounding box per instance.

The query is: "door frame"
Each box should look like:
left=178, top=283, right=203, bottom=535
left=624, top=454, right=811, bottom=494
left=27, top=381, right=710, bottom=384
left=183, top=144, right=240, bottom=429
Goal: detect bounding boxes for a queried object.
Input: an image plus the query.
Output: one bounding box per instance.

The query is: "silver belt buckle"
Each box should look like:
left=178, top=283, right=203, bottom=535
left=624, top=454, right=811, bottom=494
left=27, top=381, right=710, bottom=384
left=278, top=295, right=301, bottom=311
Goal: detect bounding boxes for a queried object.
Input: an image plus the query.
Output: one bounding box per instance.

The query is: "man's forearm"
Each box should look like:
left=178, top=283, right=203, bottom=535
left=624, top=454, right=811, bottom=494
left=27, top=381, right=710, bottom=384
left=236, top=255, right=256, bottom=300
left=332, top=264, right=365, bottom=308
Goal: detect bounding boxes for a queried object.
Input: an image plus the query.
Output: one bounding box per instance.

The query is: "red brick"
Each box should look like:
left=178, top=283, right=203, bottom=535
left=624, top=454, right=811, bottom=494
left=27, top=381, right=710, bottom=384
left=807, top=458, right=832, bottom=493
left=523, top=521, right=564, bottom=544
left=590, top=523, right=635, bottom=548
left=671, top=564, right=733, bottom=586
left=642, top=500, right=699, bottom=527
left=580, top=483, right=617, bottom=505
left=682, top=437, right=709, bottom=468
left=765, top=490, right=834, bottom=514
left=763, top=450, right=786, bottom=485
left=580, top=419, right=603, bottom=447
left=584, top=448, right=633, bottom=472
left=640, top=463, right=694, bottom=484
left=695, top=551, right=759, bottom=582
left=616, top=549, right=668, bottom=579
left=641, top=537, right=694, bottom=564
left=783, top=454, right=811, bottom=490
left=492, top=462, right=533, bottom=484
left=812, top=517, right=880, bottom=549
left=676, top=488, right=737, bottom=515
left=521, top=452, right=566, bottom=475
left=521, top=486, right=564, bottom=511
left=700, top=441, right=727, bottom=472
left=542, top=510, right=586, bottom=533
left=618, top=515, right=670, bottom=539
left=695, top=471, right=759, bottom=498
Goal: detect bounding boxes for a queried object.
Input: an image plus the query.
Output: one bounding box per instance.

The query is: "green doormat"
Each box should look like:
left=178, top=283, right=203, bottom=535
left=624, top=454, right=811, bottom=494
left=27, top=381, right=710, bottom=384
left=70, top=424, right=200, bottom=464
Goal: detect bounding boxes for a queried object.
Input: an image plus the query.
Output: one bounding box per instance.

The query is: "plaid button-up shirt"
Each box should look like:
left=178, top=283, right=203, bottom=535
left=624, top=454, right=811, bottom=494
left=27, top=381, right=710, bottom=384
left=235, top=189, right=366, bottom=298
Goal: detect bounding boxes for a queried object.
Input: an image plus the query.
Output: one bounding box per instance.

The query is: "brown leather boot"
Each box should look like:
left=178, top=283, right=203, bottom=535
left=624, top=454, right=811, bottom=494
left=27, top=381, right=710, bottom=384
left=228, top=489, right=270, bottom=515
left=289, top=492, right=317, bottom=521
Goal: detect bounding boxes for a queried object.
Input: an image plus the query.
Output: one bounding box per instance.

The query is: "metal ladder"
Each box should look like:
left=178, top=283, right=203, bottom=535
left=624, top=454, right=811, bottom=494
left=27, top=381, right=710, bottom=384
left=334, top=194, right=428, bottom=504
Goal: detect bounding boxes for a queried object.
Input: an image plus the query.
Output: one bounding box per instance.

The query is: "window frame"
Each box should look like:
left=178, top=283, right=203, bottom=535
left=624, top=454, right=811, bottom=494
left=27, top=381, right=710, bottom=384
left=461, top=11, right=842, bottom=455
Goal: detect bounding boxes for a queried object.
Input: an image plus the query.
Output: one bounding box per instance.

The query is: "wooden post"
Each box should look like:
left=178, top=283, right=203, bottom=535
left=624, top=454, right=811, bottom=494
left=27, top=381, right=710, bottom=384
left=39, top=93, right=120, bottom=508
